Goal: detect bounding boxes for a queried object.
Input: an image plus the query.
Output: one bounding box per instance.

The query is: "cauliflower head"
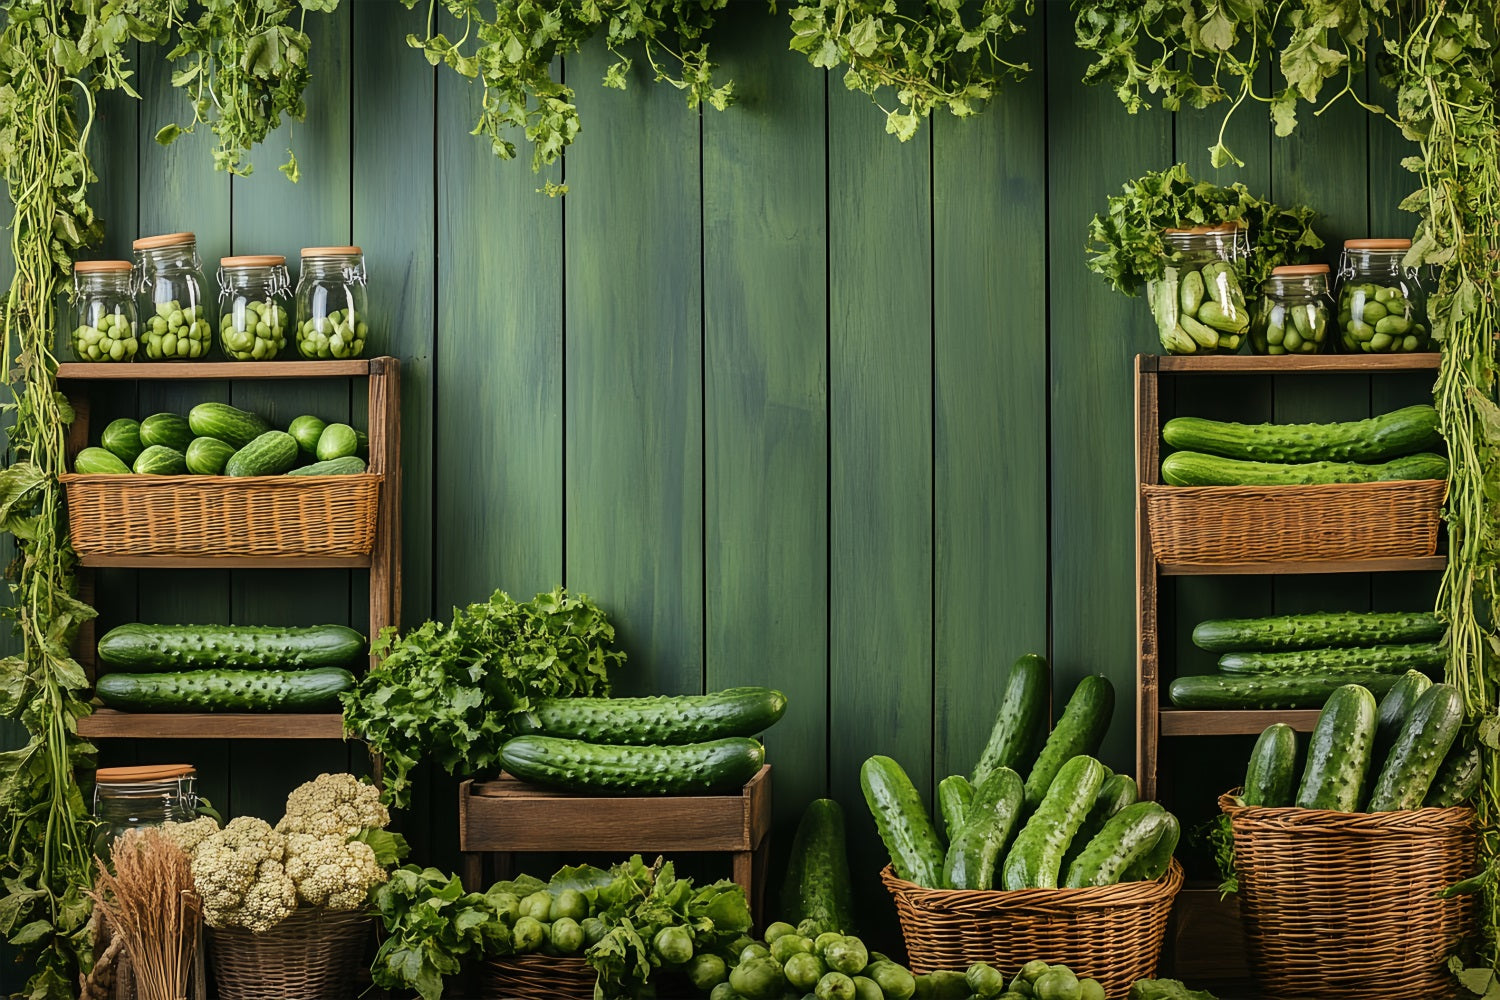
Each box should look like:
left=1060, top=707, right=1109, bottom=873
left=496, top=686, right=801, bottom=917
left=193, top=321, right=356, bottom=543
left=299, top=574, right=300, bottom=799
left=277, top=773, right=389, bottom=838
left=191, top=817, right=295, bottom=931
left=284, top=833, right=388, bottom=911
left=160, top=816, right=221, bottom=856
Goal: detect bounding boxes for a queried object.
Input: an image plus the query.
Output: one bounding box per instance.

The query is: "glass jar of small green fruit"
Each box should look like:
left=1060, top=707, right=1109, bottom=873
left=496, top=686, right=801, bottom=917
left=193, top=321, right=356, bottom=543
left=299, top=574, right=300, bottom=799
left=69, top=260, right=139, bottom=363
left=1148, top=223, right=1250, bottom=355
left=294, top=246, right=370, bottom=360
left=133, top=232, right=215, bottom=360
left=217, top=255, right=292, bottom=361
left=1335, top=238, right=1432, bottom=353
left=1249, top=264, right=1333, bottom=356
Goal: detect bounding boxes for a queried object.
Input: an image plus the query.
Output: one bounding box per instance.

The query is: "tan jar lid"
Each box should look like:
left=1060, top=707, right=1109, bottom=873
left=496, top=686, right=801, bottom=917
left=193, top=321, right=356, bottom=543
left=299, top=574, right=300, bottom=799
left=96, top=764, right=195, bottom=783
left=301, top=246, right=362, bottom=257
left=1271, top=264, right=1330, bottom=276
left=1344, top=238, right=1411, bottom=250
left=221, top=255, right=286, bottom=268
left=74, top=260, right=133, bottom=273
left=132, top=232, right=196, bottom=251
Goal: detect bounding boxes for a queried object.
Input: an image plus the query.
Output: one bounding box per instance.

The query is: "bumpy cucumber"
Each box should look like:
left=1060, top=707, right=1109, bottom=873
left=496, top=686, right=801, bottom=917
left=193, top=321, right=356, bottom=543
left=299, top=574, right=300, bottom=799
left=971, top=653, right=1050, bottom=785
left=1002, top=755, right=1107, bottom=890
left=1022, top=674, right=1114, bottom=811
left=1367, top=683, right=1463, bottom=811
left=860, top=755, right=945, bottom=888
left=1242, top=723, right=1297, bottom=807
left=1161, top=404, right=1441, bottom=463
left=1061, top=772, right=1138, bottom=871
left=936, top=775, right=973, bottom=843
left=1192, top=611, right=1446, bottom=653
left=517, top=686, right=787, bottom=745
left=1365, top=670, right=1433, bottom=804
left=97, top=623, right=366, bottom=672
left=286, top=456, right=367, bottom=476
left=1425, top=741, right=1481, bottom=807
left=1296, top=684, right=1377, bottom=811
left=1161, top=450, right=1448, bottom=487
left=187, top=402, right=271, bottom=449
left=499, top=735, right=765, bottom=795
left=1216, top=643, right=1446, bottom=676
left=1063, top=801, right=1173, bottom=888
left=1122, top=811, right=1179, bottom=882
left=942, top=767, right=1023, bottom=890
left=780, top=798, right=857, bottom=935
left=1169, top=672, right=1401, bottom=709
left=95, top=666, right=353, bottom=712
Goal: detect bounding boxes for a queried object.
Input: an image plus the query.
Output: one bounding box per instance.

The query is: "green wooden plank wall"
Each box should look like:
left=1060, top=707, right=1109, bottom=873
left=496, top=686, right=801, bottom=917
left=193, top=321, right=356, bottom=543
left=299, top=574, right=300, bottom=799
left=10, top=0, right=1417, bottom=954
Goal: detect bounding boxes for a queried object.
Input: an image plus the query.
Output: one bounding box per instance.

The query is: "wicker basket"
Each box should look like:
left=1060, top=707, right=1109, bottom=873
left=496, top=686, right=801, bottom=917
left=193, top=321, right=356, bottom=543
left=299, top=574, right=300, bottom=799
left=62, top=472, right=381, bottom=559
left=482, top=953, right=596, bottom=1000
left=1219, top=792, right=1477, bottom=1000
left=1142, top=479, right=1444, bottom=565
left=207, top=908, right=372, bottom=1000
left=881, top=861, right=1183, bottom=998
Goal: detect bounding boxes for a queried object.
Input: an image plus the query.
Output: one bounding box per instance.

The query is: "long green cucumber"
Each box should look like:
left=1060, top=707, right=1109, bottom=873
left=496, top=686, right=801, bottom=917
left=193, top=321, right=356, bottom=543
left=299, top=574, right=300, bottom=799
left=1002, top=755, right=1107, bottom=890
left=1161, top=451, right=1448, bottom=487
left=1121, top=811, right=1179, bottom=882
left=97, top=623, right=366, bottom=672
left=1242, top=723, right=1296, bottom=807
left=499, top=735, right=765, bottom=795
left=942, top=767, right=1023, bottom=890
left=1192, top=611, right=1446, bottom=652
left=1169, top=673, right=1401, bottom=709
left=971, top=654, right=1050, bottom=785
left=1364, top=670, right=1433, bottom=805
left=95, top=667, right=353, bottom=712
left=1022, top=674, right=1114, bottom=811
left=1296, top=684, right=1377, bottom=811
left=936, top=775, right=973, bottom=843
left=1216, top=643, right=1446, bottom=676
left=1161, top=405, right=1441, bottom=463
left=780, top=798, right=857, bottom=935
left=1425, top=741, right=1482, bottom=807
left=860, top=756, right=945, bottom=888
left=1061, top=772, right=1138, bottom=871
left=1367, top=683, right=1463, bottom=811
left=516, top=686, right=787, bottom=745
left=1063, top=801, right=1173, bottom=888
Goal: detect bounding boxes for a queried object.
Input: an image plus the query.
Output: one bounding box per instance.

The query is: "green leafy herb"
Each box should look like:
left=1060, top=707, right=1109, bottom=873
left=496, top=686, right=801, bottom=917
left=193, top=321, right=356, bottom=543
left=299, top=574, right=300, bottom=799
left=341, top=587, right=627, bottom=808
left=371, top=867, right=513, bottom=1000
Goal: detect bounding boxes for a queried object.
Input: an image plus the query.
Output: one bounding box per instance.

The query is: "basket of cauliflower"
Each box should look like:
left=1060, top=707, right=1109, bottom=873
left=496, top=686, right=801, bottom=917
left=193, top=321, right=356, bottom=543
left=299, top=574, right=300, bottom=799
left=163, top=772, right=402, bottom=1000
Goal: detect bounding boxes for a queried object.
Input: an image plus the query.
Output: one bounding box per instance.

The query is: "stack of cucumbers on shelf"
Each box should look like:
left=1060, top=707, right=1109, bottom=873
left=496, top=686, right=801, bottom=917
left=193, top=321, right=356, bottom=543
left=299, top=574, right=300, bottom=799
left=1158, top=404, right=1447, bottom=486
left=496, top=687, right=786, bottom=794
left=1170, top=611, right=1448, bottom=709
left=73, top=401, right=369, bottom=477
left=93, top=623, right=365, bottom=712
left=862, top=656, right=1180, bottom=893
left=1232, top=673, right=1479, bottom=811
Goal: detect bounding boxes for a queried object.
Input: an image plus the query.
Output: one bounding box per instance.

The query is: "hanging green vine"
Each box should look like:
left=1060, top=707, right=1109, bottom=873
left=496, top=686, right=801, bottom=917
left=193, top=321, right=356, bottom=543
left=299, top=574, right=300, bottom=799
left=787, top=0, right=1032, bottom=141
left=0, top=3, right=169, bottom=997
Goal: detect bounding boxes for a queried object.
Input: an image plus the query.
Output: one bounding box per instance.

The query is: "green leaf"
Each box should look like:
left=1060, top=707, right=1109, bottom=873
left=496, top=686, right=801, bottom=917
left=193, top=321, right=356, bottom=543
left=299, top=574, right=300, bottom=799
left=7, top=920, right=51, bottom=947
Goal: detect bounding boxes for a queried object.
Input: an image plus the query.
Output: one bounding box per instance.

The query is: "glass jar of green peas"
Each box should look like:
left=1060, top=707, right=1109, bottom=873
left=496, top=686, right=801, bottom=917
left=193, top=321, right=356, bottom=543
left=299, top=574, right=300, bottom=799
left=1249, top=264, right=1333, bottom=356
left=69, top=260, right=139, bottom=363
left=1335, top=238, right=1432, bottom=353
left=133, top=232, right=215, bottom=361
left=217, top=255, right=292, bottom=361
left=294, top=246, right=369, bottom=360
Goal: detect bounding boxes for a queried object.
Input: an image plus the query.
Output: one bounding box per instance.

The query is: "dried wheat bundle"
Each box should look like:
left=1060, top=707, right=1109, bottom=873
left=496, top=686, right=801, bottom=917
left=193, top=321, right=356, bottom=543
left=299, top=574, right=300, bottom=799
left=88, top=828, right=202, bottom=1000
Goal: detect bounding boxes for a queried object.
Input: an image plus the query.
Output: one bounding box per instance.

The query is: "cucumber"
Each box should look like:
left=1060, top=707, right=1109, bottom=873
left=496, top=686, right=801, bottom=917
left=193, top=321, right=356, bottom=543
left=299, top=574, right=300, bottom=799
left=225, top=430, right=299, bottom=477
left=1022, top=674, right=1113, bottom=811
left=100, top=418, right=144, bottom=465
left=1216, top=643, right=1446, bottom=676
left=942, top=766, right=1023, bottom=890
left=97, top=623, right=366, bottom=672
left=971, top=653, right=1050, bottom=785
left=1001, top=754, right=1107, bottom=890
left=286, top=456, right=367, bottom=476
left=1169, top=672, right=1402, bottom=709
left=1366, top=683, right=1463, bottom=811
left=1366, top=670, right=1433, bottom=804
left=184, top=437, right=237, bottom=476
left=1192, top=611, right=1446, bottom=652
left=138, top=412, right=193, bottom=452
left=499, top=735, right=765, bottom=795
left=1061, top=772, right=1138, bottom=871
left=287, top=414, right=327, bottom=458
left=95, top=666, right=353, bottom=712
left=132, top=445, right=187, bottom=475
left=1161, top=450, right=1449, bottom=487
left=1122, top=810, right=1179, bottom=882
left=1062, top=801, right=1173, bottom=888
left=1425, top=741, right=1481, bottom=807
left=1161, top=404, right=1442, bottom=463
left=316, top=422, right=360, bottom=461
left=517, top=687, right=787, bottom=745
left=74, top=447, right=130, bottom=474
left=1296, top=684, right=1377, bottom=811
left=1242, top=723, right=1296, bottom=807
left=188, top=402, right=272, bottom=449
left=936, top=775, right=973, bottom=842
left=860, top=755, right=945, bottom=888
left=780, top=799, right=857, bottom=936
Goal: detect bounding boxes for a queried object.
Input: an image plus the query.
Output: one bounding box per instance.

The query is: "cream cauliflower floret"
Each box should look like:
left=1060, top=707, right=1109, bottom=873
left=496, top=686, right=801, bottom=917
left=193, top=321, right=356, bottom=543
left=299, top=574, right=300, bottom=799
left=284, top=833, right=388, bottom=910
left=190, top=817, right=295, bottom=931
left=159, top=816, right=221, bottom=855
left=276, top=772, right=389, bottom=837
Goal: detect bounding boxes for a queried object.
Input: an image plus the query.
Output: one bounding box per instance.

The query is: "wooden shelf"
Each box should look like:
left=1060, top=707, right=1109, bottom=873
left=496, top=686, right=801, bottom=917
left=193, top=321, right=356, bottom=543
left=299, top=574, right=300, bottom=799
left=1144, top=353, right=1439, bottom=374
left=1159, top=554, right=1445, bottom=576
left=79, top=553, right=372, bottom=569
left=57, top=358, right=391, bottom=380
left=1159, top=708, right=1322, bottom=736
left=78, top=710, right=347, bottom=740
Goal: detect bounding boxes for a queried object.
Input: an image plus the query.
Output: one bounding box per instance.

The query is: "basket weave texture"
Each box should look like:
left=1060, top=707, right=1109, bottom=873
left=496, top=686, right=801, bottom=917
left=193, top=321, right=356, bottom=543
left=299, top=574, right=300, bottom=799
left=1219, top=792, right=1476, bottom=1000
left=1142, top=479, right=1444, bottom=564
left=207, top=908, right=372, bottom=1000
left=482, top=953, right=596, bottom=1000
left=881, top=860, right=1183, bottom=998
left=62, top=473, right=381, bottom=559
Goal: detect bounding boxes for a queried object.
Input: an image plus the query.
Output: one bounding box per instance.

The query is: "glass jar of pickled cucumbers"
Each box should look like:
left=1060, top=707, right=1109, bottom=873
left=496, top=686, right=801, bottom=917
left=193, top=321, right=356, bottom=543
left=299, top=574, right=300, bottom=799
left=294, top=246, right=369, bottom=359
left=1148, top=223, right=1250, bottom=355
left=69, top=261, right=139, bottom=363
left=1249, top=264, right=1333, bottom=356
left=133, top=232, right=215, bottom=360
left=218, top=256, right=292, bottom=361
left=1335, top=238, right=1431, bottom=353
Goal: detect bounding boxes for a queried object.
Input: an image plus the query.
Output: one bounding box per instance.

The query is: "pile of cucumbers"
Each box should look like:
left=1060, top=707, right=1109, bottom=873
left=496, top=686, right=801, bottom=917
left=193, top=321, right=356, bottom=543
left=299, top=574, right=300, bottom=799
left=709, top=924, right=918, bottom=1000
left=1169, top=610, right=1447, bottom=710
left=72, top=402, right=369, bottom=477
left=496, top=687, right=787, bottom=795
left=485, top=884, right=601, bottom=957
left=1150, top=259, right=1250, bottom=355
left=92, top=623, right=365, bottom=713
left=1237, top=673, right=1478, bottom=811
left=1158, top=404, right=1447, bottom=486
left=862, top=657, right=1179, bottom=892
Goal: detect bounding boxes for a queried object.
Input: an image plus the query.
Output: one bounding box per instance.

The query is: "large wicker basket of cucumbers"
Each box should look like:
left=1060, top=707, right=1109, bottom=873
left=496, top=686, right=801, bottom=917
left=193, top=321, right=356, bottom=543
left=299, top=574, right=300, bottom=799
left=867, top=658, right=1184, bottom=998
left=1219, top=675, right=1478, bottom=1000
left=1144, top=405, right=1446, bottom=565
left=62, top=403, right=380, bottom=559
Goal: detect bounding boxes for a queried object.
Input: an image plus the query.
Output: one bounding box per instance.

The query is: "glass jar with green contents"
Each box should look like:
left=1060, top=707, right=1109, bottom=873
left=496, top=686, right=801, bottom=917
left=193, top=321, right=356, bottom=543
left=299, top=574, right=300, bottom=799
left=218, top=255, right=292, bottom=361
left=295, top=246, right=370, bottom=359
left=133, top=232, right=215, bottom=360
left=1148, top=223, right=1250, bottom=355
left=69, top=260, right=139, bottom=362
left=1249, top=264, right=1333, bottom=356
left=92, top=764, right=198, bottom=863
left=1335, top=238, right=1431, bottom=353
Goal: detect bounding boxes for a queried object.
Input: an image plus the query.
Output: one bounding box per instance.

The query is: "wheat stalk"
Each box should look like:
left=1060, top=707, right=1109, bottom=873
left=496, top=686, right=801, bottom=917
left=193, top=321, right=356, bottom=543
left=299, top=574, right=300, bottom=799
left=88, top=828, right=201, bottom=1000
